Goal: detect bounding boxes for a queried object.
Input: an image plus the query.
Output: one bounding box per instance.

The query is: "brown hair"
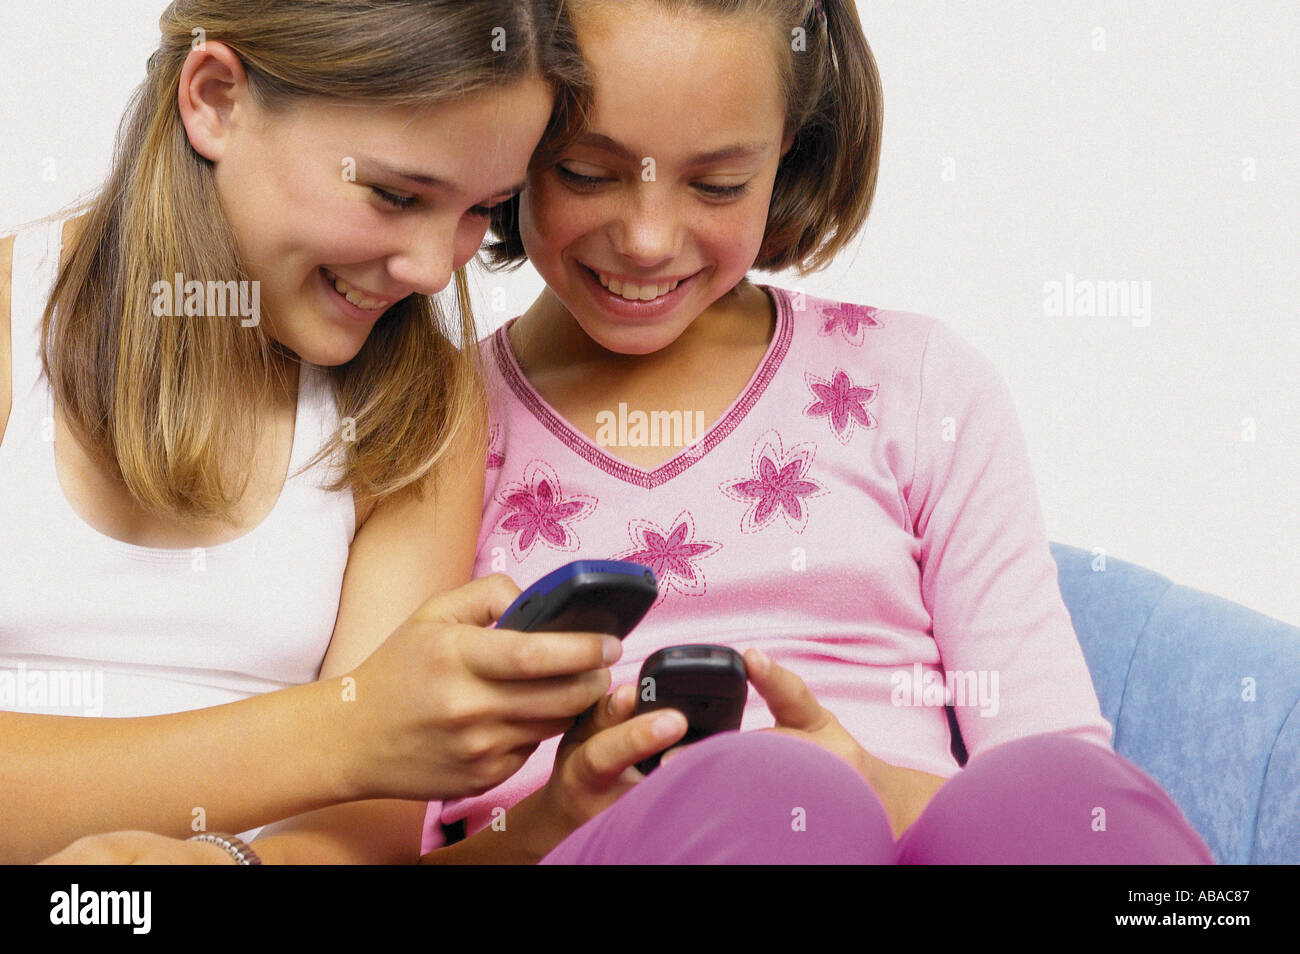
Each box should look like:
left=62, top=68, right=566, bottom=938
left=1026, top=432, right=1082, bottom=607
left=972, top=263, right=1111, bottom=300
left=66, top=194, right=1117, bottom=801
left=484, top=0, right=882, bottom=275
left=41, top=0, right=587, bottom=521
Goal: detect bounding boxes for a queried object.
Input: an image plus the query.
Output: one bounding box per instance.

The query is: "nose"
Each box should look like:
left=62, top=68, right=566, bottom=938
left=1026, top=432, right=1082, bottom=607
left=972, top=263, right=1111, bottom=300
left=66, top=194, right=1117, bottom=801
left=610, top=187, right=682, bottom=269
left=386, top=219, right=457, bottom=297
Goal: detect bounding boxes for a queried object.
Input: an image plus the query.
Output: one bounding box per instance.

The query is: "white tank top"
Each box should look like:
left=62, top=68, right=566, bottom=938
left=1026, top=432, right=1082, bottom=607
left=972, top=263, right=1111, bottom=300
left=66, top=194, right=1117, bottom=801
left=0, top=218, right=356, bottom=720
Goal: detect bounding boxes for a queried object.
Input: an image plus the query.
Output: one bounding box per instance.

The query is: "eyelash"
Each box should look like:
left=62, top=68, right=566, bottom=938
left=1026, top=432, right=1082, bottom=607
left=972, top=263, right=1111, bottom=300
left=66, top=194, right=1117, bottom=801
left=371, top=187, right=503, bottom=218
left=697, top=182, right=749, bottom=199
left=555, top=165, right=749, bottom=200
left=371, top=187, right=418, bottom=209
left=555, top=166, right=606, bottom=188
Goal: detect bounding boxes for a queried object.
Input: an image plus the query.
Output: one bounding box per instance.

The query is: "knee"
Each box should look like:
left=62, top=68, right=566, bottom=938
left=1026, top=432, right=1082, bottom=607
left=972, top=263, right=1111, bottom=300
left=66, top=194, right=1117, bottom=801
left=658, top=730, right=894, bottom=822
left=899, top=732, right=1215, bottom=864
left=640, top=731, right=896, bottom=862
left=544, top=730, right=897, bottom=863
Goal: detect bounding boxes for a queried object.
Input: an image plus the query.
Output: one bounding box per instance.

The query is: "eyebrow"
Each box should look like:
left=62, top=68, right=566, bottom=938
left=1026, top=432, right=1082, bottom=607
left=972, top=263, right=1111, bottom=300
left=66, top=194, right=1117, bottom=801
left=362, top=158, right=524, bottom=199
left=572, top=132, right=768, bottom=165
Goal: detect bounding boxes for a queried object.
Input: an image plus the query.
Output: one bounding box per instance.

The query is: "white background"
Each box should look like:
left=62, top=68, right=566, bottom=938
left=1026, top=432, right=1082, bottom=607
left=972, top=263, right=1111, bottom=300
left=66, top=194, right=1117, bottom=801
left=2, top=1, right=1296, bottom=626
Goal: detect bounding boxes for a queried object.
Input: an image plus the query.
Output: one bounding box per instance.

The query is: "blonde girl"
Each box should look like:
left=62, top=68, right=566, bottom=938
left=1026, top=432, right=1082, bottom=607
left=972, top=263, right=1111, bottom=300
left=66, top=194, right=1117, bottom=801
left=5, top=0, right=630, bottom=865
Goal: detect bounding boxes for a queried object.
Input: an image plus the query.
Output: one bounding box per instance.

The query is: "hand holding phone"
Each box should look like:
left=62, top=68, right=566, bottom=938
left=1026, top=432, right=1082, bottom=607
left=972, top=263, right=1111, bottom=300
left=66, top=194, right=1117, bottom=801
left=632, top=644, right=748, bottom=773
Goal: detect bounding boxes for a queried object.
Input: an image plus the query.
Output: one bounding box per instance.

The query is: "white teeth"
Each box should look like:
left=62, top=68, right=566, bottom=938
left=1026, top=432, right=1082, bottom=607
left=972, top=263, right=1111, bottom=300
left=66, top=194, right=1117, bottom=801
left=595, top=269, right=680, bottom=302
left=324, top=269, right=390, bottom=310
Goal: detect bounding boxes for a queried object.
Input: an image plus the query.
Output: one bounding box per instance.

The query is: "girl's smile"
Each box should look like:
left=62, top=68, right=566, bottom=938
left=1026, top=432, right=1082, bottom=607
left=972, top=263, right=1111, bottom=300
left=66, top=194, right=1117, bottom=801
left=318, top=266, right=397, bottom=322
left=575, top=260, right=707, bottom=321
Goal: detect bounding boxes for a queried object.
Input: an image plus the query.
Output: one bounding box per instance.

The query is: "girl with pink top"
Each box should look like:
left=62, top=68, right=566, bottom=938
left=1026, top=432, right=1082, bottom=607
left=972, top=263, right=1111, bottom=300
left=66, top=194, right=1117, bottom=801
left=417, top=0, right=1214, bottom=864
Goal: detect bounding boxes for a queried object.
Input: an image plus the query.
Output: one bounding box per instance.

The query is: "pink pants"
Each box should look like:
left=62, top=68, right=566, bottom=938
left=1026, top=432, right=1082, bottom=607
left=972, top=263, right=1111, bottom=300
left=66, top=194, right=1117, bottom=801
left=539, top=731, right=1215, bottom=864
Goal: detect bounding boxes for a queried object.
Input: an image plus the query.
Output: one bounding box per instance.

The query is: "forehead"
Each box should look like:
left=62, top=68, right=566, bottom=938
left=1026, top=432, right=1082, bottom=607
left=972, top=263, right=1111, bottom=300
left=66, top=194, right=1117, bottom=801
left=281, top=81, right=553, bottom=191
left=571, top=1, right=788, bottom=156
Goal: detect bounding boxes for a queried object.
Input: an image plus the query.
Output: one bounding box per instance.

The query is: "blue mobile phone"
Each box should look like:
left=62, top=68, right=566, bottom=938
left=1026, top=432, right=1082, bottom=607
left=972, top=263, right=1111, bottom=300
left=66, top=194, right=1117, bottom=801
left=494, top=560, right=658, bottom=639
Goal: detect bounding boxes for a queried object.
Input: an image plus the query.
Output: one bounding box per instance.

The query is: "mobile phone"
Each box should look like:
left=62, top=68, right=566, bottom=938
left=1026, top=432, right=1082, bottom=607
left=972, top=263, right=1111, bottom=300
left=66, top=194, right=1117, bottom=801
left=493, top=560, right=658, bottom=639
left=633, top=644, right=748, bottom=773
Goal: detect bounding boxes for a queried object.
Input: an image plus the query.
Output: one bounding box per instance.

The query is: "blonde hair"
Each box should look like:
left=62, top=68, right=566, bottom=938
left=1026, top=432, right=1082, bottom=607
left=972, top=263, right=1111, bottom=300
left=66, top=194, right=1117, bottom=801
left=486, top=0, right=882, bottom=275
left=42, top=0, right=587, bottom=521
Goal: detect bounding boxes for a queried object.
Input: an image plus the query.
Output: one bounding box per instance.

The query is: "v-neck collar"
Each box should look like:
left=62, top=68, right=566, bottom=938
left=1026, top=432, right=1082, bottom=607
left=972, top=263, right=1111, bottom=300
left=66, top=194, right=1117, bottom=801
left=492, top=284, right=793, bottom=489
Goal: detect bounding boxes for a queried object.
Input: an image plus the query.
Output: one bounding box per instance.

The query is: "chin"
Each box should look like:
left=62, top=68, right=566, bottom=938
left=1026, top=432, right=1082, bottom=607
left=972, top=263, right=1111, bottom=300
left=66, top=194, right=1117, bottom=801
left=580, top=316, right=688, bottom=357
left=303, top=340, right=368, bottom=367
left=276, top=328, right=368, bottom=368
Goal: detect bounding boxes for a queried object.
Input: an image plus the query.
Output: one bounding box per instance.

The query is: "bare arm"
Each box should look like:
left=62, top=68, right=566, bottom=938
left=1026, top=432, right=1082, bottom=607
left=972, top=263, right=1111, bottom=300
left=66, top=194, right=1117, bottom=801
left=1, top=436, right=485, bottom=864
left=245, top=418, right=489, bottom=865
left=0, top=684, right=368, bottom=864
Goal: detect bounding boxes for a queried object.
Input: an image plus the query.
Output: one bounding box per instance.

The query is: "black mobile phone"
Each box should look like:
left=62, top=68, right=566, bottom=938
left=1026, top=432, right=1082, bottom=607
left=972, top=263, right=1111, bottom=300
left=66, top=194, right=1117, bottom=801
left=633, top=644, right=748, bottom=773
left=494, top=560, right=658, bottom=639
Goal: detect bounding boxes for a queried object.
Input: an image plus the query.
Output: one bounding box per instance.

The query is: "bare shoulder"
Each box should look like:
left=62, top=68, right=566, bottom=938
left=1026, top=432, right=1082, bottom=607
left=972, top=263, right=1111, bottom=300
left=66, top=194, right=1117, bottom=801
left=60, top=216, right=88, bottom=249
left=355, top=495, right=378, bottom=530
left=0, top=231, right=14, bottom=318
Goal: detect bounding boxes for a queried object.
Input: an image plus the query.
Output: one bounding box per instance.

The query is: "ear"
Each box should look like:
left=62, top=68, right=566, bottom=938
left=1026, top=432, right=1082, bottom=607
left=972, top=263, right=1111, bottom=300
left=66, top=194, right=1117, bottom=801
left=176, top=41, right=251, bottom=163
left=780, top=129, right=796, bottom=157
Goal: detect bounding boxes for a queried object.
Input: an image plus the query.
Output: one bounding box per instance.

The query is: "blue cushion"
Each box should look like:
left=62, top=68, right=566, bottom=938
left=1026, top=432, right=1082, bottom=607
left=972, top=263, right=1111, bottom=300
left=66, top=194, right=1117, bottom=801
left=1050, top=542, right=1300, bottom=864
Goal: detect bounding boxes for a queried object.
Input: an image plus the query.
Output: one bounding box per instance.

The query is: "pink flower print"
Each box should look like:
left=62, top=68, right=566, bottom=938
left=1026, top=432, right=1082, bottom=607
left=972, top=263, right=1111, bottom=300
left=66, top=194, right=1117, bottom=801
left=721, top=430, right=826, bottom=534
left=486, top=423, right=504, bottom=471
left=818, top=302, right=881, bottom=347
left=804, top=369, right=877, bottom=445
left=615, top=511, right=720, bottom=607
left=494, top=460, right=596, bottom=561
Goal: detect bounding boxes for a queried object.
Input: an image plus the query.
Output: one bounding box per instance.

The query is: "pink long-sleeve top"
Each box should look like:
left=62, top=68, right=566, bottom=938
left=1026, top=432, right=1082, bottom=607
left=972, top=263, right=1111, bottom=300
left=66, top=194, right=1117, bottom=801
left=420, top=284, right=1112, bottom=853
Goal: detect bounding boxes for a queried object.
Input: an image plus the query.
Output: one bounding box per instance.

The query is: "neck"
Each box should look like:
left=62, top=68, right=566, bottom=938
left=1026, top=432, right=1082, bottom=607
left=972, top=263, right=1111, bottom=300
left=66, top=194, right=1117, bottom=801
left=266, top=344, right=303, bottom=409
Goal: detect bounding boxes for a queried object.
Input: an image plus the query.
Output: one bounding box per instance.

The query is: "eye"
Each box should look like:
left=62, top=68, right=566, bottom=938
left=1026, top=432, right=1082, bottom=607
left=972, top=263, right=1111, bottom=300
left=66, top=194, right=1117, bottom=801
left=695, top=181, right=750, bottom=200
left=555, top=163, right=611, bottom=188
left=467, top=195, right=516, bottom=219
left=371, top=186, right=418, bottom=209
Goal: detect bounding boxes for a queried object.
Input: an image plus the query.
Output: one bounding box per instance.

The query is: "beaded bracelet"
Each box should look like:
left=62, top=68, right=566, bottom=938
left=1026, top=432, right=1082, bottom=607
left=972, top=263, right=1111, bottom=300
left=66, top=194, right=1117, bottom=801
left=188, top=832, right=263, bottom=865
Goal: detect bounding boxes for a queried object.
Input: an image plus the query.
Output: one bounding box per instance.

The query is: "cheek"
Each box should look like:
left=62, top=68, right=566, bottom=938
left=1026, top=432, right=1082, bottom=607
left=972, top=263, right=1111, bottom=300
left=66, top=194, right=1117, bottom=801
left=701, top=204, right=767, bottom=272
left=518, top=184, right=552, bottom=256
left=245, top=146, right=391, bottom=269
left=522, top=177, right=588, bottom=256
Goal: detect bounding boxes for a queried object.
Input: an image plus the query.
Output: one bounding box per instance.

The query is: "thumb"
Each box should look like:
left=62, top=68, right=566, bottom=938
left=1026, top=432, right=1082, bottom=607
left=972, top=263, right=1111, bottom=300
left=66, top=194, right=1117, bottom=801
left=745, top=649, right=829, bottom=733
left=414, top=573, right=522, bottom=627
